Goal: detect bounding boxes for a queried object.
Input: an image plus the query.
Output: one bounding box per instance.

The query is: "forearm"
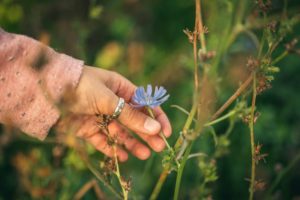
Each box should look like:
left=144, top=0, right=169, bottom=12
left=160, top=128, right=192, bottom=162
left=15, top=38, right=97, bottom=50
left=0, top=28, right=84, bottom=140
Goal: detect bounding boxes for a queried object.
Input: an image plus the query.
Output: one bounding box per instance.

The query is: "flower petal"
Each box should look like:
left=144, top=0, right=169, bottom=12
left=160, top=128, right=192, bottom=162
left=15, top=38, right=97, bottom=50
left=147, top=84, right=152, bottom=97
left=136, top=87, right=144, bottom=98
left=156, top=94, right=170, bottom=104
left=154, top=87, right=167, bottom=99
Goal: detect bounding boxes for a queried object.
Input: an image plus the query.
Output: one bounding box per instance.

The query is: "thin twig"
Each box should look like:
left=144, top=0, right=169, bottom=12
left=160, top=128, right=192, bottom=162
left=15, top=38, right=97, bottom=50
left=211, top=75, right=253, bottom=120
left=249, top=73, right=257, bottom=200
left=113, top=145, right=128, bottom=200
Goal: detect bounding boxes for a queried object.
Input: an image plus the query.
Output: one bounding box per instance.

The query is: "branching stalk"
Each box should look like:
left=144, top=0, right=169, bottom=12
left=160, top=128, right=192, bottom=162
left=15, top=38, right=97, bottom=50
left=249, top=73, right=257, bottom=200
left=211, top=75, right=253, bottom=120
left=173, top=143, right=194, bottom=200
left=113, top=145, right=128, bottom=200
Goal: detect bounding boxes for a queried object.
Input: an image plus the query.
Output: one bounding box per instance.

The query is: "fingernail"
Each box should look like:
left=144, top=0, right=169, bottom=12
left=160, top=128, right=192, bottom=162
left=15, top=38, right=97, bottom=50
left=144, top=118, right=161, bottom=134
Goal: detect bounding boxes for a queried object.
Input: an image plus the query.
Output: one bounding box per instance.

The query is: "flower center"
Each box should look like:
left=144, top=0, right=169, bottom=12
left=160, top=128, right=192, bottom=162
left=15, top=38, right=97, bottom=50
left=145, top=95, right=153, bottom=105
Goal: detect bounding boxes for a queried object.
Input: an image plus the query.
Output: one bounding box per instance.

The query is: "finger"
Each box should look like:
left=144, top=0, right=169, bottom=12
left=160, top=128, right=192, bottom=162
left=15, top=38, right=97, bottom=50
left=151, top=107, right=172, bottom=138
left=135, top=131, right=166, bottom=152
left=73, top=115, right=128, bottom=162
left=118, top=103, right=162, bottom=136
left=86, top=133, right=128, bottom=162
left=108, top=121, right=151, bottom=160
left=106, top=72, right=137, bottom=102
left=97, top=75, right=165, bottom=137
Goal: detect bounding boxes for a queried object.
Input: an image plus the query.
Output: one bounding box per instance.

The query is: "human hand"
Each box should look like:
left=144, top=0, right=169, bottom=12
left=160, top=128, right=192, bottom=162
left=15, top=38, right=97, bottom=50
left=62, top=66, right=172, bottom=161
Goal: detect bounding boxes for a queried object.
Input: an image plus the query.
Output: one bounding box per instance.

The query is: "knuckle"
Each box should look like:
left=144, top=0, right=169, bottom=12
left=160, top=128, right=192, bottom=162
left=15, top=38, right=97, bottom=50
left=111, top=71, right=122, bottom=79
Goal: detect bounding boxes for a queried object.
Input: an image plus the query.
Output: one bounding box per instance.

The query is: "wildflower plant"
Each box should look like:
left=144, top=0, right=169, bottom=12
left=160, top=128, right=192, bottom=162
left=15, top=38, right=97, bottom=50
left=133, top=85, right=180, bottom=169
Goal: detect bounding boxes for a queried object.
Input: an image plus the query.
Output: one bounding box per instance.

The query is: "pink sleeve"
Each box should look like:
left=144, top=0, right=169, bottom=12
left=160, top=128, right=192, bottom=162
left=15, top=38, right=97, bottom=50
left=0, top=28, right=83, bottom=140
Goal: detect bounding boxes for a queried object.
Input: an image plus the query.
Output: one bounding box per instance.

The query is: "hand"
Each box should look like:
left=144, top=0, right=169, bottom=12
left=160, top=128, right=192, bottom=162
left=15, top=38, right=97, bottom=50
left=61, top=66, right=172, bottom=161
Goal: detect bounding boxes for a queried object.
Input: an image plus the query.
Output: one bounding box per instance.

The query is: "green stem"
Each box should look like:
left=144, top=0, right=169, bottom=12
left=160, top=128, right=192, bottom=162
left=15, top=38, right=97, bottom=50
left=149, top=103, right=197, bottom=200
left=249, top=73, right=257, bottom=200
left=146, top=107, right=171, bottom=151
left=113, top=145, right=128, bottom=200
left=149, top=170, right=169, bottom=200
left=211, top=75, right=253, bottom=120
left=146, top=107, right=180, bottom=168
left=173, top=142, right=194, bottom=200
left=171, top=104, right=237, bottom=128
left=76, top=143, right=122, bottom=199
left=258, top=14, right=267, bottom=58
left=271, top=51, right=288, bottom=65
left=205, top=110, right=236, bottom=127
left=225, top=114, right=236, bottom=137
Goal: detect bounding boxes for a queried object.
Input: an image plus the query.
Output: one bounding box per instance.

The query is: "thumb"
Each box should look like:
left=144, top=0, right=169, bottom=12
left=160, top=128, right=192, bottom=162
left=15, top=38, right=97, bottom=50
left=97, top=88, right=162, bottom=136
left=118, top=103, right=162, bottom=135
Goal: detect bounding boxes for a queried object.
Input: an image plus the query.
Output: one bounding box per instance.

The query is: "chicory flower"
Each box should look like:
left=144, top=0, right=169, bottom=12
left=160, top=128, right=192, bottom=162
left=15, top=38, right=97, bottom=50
left=132, top=85, right=169, bottom=108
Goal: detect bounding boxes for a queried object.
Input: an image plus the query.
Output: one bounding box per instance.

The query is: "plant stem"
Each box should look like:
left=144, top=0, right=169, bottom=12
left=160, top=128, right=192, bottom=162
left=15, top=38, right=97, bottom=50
left=173, top=142, right=194, bottom=200
left=211, top=75, right=253, bottom=120
left=171, top=104, right=237, bottom=127
left=150, top=0, right=206, bottom=198
left=149, top=103, right=197, bottom=200
left=195, top=0, right=206, bottom=52
left=271, top=51, right=288, bottom=65
left=149, top=169, right=169, bottom=200
left=146, top=107, right=175, bottom=155
left=205, top=110, right=236, bottom=127
left=187, top=152, right=207, bottom=160
left=113, top=145, right=128, bottom=200
left=76, top=142, right=122, bottom=199
left=249, top=73, right=257, bottom=200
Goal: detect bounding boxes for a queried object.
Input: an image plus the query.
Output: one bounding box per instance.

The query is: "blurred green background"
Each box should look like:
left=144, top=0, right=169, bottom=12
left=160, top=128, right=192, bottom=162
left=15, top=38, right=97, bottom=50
left=0, top=0, right=300, bottom=199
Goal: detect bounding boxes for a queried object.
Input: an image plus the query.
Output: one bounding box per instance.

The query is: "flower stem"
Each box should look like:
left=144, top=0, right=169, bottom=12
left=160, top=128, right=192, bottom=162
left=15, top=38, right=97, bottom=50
left=249, top=73, right=257, bottom=200
left=173, top=142, right=193, bottom=200
left=113, top=145, right=128, bottom=200
left=146, top=106, right=180, bottom=168
left=149, top=103, right=197, bottom=200
left=146, top=107, right=171, bottom=151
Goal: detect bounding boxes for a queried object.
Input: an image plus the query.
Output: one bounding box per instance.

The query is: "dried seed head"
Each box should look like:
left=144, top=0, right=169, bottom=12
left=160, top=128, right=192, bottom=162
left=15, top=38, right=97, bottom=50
left=121, top=177, right=132, bottom=192
left=256, top=0, right=272, bottom=13
left=183, top=28, right=194, bottom=43
left=254, top=179, right=267, bottom=191
left=104, top=158, right=116, bottom=172
left=246, top=57, right=260, bottom=71
left=242, top=112, right=260, bottom=124
left=198, top=49, right=216, bottom=62
left=200, top=26, right=209, bottom=34
left=266, top=20, right=277, bottom=32
left=254, top=143, right=268, bottom=164
left=256, top=75, right=272, bottom=94
left=285, top=38, right=299, bottom=53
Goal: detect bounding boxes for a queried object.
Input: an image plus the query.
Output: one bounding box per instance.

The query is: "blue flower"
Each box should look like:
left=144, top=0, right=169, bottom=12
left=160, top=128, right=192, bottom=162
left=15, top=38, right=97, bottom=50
left=132, top=85, right=170, bottom=108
